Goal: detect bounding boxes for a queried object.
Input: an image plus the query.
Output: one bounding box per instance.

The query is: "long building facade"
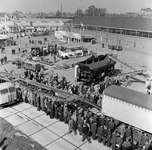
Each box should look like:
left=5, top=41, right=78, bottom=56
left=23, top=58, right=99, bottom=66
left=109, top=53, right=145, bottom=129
left=65, top=16, right=152, bottom=51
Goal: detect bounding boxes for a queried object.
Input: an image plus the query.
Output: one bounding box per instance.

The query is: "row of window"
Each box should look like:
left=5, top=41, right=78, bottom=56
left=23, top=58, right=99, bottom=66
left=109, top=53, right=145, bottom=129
left=105, top=95, right=152, bottom=113
left=0, top=87, right=15, bottom=95
left=73, top=24, right=152, bottom=38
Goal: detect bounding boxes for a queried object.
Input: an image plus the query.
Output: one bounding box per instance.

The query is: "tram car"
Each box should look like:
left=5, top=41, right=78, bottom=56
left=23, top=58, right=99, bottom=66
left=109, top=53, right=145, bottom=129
left=75, top=54, right=116, bottom=84
left=0, top=82, right=17, bottom=106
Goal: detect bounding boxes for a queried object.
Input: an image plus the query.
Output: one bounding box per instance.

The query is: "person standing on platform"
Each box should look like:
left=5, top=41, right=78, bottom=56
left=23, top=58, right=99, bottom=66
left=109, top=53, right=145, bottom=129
left=82, top=123, right=91, bottom=143
left=54, top=102, right=59, bottom=119
left=68, top=118, right=74, bottom=134
left=40, top=93, right=45, bottom=111
left=50, top=101, right=54, bottom=119
left=102, top=125, right=108, bottom=145
left=71, top=111, right=77, bottom=135
left=23, top=88, right=28, bottom=103
left=97, top=125, right=103, bottom=143
left=33, top=92, right=37, bottom=107
left=78, top=115, right=84, bottom=136
left=111, top=130, right=117, bottom=150
left=37, top=93, right=41, bottom=111
left=31, top=90, right=35, bottom=106
left=43, top=97, right=47, bottom=114
left=107, top=129, right=112, bottom=147
left=90, top=121, right=97, bottom=140
left=67, top=110, right=72, bottom=123
left=63, top=103, right=68, bottom=124
left=27, top=89, right=31, bottom=104
left=46, top=98, right=51, bottom=115
left=59, top=104, right=64, bottom=122
left=22, top=88, right=25, bottom=102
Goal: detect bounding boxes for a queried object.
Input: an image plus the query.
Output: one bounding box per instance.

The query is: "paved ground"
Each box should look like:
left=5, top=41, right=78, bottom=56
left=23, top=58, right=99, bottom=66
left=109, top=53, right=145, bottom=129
left=0, top=102, right=109, bottom=150
left=1, top=33, right=151, bottom=93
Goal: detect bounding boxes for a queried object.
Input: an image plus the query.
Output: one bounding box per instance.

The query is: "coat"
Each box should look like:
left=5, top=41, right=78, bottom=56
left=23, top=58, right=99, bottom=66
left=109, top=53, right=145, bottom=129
left=69, top=119, right=74, bottom=132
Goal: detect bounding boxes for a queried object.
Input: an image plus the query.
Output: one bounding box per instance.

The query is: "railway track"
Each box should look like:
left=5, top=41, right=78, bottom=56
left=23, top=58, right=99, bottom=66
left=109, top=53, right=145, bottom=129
left=0, top=71, right=101, bottom=111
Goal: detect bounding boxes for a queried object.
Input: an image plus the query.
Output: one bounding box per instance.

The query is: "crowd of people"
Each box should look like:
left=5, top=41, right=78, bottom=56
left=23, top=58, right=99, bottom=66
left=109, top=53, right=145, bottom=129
left=23, top=68, right=131, bottom=107
left=15, top=82, right=152, bottom=150
left=0, top=56, right=7, bottom=65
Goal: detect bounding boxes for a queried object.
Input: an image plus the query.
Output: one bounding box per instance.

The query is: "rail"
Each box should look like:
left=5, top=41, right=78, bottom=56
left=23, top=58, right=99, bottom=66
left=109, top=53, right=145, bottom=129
left=15, top=78, right=101, bottom=110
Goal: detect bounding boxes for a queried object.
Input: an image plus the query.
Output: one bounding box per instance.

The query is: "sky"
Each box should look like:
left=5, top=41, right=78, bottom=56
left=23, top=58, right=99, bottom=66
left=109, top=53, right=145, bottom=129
left=0, top=0, right=152, bottom=14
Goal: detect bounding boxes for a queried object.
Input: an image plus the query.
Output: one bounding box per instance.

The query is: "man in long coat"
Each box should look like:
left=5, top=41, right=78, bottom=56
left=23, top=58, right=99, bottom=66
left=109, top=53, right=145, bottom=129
left=111, top=130, right=117, bottom=150
left=50, top=101, right=54, bottom=119
left=40, top=94, right=45, bottom=111
left=97, top=125, right=103, bottom=143
left=91, top=122, right=97, bottom=140
left=46, top=99, right=51, bottom=115
left=58, top=104, right=63, bottom=121
left=54, top=103, right=59, bottom=119
left=36, top=92, right=41, bottom=111
left=63, top=104, right=68, bottom=124
left=78, top=116, right=84, bottom=135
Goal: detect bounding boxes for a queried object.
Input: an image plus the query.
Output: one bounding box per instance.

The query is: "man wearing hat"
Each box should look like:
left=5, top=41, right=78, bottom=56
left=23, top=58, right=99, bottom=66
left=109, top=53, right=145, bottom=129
left=102, top=125, right=108, bottom=145
left=63, top=103, right=68, bottom=124
left=36, top=92, right=41, bottom=111
left=40, top=93, right=45, bottom=111
left=97, top=125, right=103, bottom=143
left=58, top=104, right=64, bottom=121
left=50, top=100, right=55, bottom=119
left=90, top=121, right=97, bottom=140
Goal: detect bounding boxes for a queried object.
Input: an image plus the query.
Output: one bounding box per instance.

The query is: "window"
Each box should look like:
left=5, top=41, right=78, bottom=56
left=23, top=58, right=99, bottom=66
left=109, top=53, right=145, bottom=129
left=8, top=87, right=15, bottom=93
left=0, top=89, right=8, bottom=95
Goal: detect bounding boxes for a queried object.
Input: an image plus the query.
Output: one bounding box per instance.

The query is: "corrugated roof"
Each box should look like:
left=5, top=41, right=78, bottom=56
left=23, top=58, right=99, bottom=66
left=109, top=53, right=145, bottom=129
left=104, top=85, right=152, bottom=111
left=77, top=55, right=116, bottom=71
left=67, top=16, right=152, bottom=32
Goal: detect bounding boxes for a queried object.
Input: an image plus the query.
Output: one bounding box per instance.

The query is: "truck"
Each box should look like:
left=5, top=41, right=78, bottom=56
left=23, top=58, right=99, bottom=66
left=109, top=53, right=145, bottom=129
left=102, top=85, right=152, bottom=134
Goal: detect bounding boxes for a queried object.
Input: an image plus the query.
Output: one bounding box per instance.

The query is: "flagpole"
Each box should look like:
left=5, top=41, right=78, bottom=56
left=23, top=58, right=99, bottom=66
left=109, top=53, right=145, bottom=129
left=5, top=14, right=7, bottom=33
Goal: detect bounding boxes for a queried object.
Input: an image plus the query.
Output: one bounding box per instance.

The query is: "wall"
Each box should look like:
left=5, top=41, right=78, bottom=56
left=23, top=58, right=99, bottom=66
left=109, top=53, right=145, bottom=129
left=102, top=95, right=152, bottom=133
left=72, top=28, right=152, bottom=52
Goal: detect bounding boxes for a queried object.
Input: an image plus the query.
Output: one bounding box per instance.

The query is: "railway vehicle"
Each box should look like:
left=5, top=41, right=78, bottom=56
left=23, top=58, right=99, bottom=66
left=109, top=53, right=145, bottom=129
left=102, top=85, right=152, bottom=134
left=0, top=82, right=17, bottom=106
left=58, top=44, right=89, bottom=59
left=75, top=54, right=116, bottom=83
left=108, top=45, right=123, bottom=51
left=23, top=60, right=41, bottom=72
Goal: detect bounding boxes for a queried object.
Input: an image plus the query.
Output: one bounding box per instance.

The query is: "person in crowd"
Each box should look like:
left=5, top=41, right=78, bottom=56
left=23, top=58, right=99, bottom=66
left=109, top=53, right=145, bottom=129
left=102, top=125, right=108, bottom=145
left=49, top=101, right=55, bottom=119
left=97, top=125, right=103, bottom=143
left=63, top=103, right=68, bottom=124
left=82, top=123, right=91, bottom=143
left=146, top=83, right=151, bottom=95
left=90, top=121, right=97, bottom=140
left=68, top=117, right=74, bottom=134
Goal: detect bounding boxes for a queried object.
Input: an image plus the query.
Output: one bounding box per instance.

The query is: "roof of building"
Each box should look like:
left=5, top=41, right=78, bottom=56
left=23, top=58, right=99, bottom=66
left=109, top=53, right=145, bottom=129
left=77, top=55, right=116, bottom=71
left=67, top=16, right=152, bottom=32
left=104, top=85, right=152, bottom=111
left=0, top=82, right=14, bottom=90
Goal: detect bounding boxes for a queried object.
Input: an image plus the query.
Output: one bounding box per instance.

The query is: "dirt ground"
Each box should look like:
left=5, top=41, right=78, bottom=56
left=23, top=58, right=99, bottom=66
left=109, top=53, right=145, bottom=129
left=0, top=117, right=46, bottom=150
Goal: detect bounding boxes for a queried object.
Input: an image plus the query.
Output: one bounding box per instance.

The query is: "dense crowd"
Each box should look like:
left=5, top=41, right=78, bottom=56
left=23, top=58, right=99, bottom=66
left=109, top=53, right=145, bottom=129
left=23, top=68, right=131, bottom=107
left=15, top=83, right=152, bottom=150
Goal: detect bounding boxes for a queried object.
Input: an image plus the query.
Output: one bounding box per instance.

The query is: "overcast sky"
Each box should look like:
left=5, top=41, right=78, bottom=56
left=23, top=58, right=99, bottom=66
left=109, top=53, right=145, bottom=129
left=1, top=0, right=152, bottom=14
